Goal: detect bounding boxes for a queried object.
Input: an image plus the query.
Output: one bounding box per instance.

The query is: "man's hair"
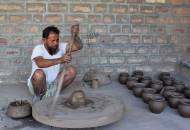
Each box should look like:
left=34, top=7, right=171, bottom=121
left=42, top=26, right=60, bottom=38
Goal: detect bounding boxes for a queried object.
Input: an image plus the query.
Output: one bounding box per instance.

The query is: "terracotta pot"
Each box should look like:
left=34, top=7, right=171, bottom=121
left=161, top=86, right=177, bottom=98
left=168, top=93, right=184, bottom=109
left=178, top=99, right=190, bottom=118
left=159, top=72, right=170, bottom=81
left=174, top=84, right=185, bottom=93
left=132, top=83, right=146, bottom=97
left=142, top=88, right=157, bottom=103
left=148, top=95, right=166, bottom=114
left=126, top=77, right=138, bottom=90
left=184, top=87, right=190, bottom=99
left=118, top=72, right=129, bottom=85
left=151, top=84, right=163, bottom=93
left=6, top=100, right=32, bottom=119
left=163, top=77, right=175, bottom=86
left=132, top=70, right=143, bottom=77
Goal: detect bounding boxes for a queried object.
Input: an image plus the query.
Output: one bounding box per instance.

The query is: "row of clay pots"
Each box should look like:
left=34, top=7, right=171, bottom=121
left=118, top=71, right=190, bottom=117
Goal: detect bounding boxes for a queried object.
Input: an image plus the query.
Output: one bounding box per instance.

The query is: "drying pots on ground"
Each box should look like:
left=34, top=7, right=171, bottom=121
left=132, top=83, right=146, bottom=97
left=148, top=94, right=166, bottom=114
left=178, top=99, right=190, bottom=118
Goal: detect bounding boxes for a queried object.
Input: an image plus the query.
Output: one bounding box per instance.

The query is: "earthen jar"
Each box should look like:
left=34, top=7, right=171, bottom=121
left=178, top=99, right=190, bottom=118
left=141, top=76, right=152, bottom=87
left=151, top=84, right=163, bottom=93
left=132, top=83, right=146, bottom=97
left=184, top=87, right=190, bottom=99
left=132, top=70, right=144, bottom=82
left=163, top=77, right=175, bottom=86
left=126, top=77, right=138, bottom=90
left=174, top=83, right=185, bottom=93
left=151, top=80, right=163, bottom=85
left=118, top=72, right=129, bottom=85
left=161, top=86, right=177, bottom=98
left=142, top=88, right=157, bottom=103
left=6, top=100, right=32, bottom=119
left=168, top=93, right=184, bottom=109
left=148, top=94, right=166, bottom=114
left=159, top=72, right=170, bottom=81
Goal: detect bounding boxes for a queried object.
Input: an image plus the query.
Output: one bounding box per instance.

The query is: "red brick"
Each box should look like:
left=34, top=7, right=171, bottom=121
left=64, top=15, right=85, bottom=23
left=127, top=0, right=143, bottom=3
left=0, top=16, right=6, bottom=23
left=9, top=15, right=31, bottom=23
left=113, top=0, right=125, bottom=2
left=26, top=3, right=45, bottom=12
left=130, top=35, right=141, bottom=44
left=116, top=15, right=129, bottom=23
left=183, top=17, right=190, bottom=24
left=155, top=35, right=168, bottom=44
left=0, top=3, right=24, bottom=12
left=0, top=38, right=8, bottom=45
left=145, top=16, right=158, bottom=24
left=122, top=25, right=131, bottom=33
left=70, top=4, right=92, bottom=13
left=131, top=15, right=144, bottom=24
left=103, top=15, right=114, bottom=24
left=132, top=26, right=149, bottom=33
left=140, top=6, right=154, bottom=14
left=3, top=26, right=14, bottom=33
left=168, top=0, right=184, bottom=5
left=185, top=0, right=190, bottom=4
left=94, top=4, right=107, bottom=13
left=110, top=5, right=128, bottom=14
left=88, top=15, right=102, bottom=23
left=33, top=15, right=43, bottom=23
left=48, top=3, right=68, bottom=12
left=45, top=15, right=62, bottom=23
left=129, top=5, right=139, bottom=13
left=172, top=7, right=190, bottom=15
left=110, top=25, right=121, bottom=33
left=142, top=36, right=153, bottom=44
left=159, top=17, right=176, bottom=24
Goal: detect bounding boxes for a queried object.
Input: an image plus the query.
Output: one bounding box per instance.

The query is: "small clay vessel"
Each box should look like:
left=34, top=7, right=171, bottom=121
left=151, top=80, right=163, bottom=85
left=148, top=94, right=166, bottom=114
left=168, top=93, right=184, bottom=109
left=126, top=77, right=138, bottom=90
left=132, top=83, right=146, bottom=97
left=178, top=99, right=190, bottom=118
left=6, top=100, right=32, bottom=119
left=132, top=70, right=144, bottom=77
left=151, top=84, right=163, bottom=93
left=174, top=83, right=185, bottom=93
left=163, top=77, right=175, bottom=86
left=159, top=72, right=170, bottom=81
left=118, top=72, right=129, bottom=85
left=141, top=76, right=152, bottom=87
left=161, top=86, right=177, bottom=98
left=184, top=87, right=190, bottom=99
left=142, top=88, right=157, bottom=103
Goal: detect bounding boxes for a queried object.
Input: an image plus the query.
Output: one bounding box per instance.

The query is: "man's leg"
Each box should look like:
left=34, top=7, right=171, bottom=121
left=31, top=69, right=47, bottom=99
left=57, top=65, right=77, bottom=91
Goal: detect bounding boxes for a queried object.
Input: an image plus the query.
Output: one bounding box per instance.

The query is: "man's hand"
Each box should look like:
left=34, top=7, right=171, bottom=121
left=60, top=53, right=72, bottom=64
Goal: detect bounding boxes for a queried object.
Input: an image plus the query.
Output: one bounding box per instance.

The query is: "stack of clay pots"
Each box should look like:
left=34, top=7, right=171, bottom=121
left=118, top=71, right=190, bottom=117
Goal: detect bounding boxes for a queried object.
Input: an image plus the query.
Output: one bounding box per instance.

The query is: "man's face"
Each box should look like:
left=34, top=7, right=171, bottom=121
left=43, top=32, right=59, bottom=55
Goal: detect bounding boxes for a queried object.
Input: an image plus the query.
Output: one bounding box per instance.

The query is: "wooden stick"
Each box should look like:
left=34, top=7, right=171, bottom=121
left=48, top=33, right=75, bottom=117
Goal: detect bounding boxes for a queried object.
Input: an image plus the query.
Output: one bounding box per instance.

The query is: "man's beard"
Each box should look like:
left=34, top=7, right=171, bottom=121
left=47, top=45, right=59, bottom=55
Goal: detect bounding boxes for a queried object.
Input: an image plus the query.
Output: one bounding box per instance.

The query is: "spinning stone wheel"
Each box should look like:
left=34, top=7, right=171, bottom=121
left=32, top=92, right=125, bottom=128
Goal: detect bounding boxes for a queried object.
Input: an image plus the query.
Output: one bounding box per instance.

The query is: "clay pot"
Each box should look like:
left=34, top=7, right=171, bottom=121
left=151, top=80, right=163, bottom=85
left=148, top=94, right=166, bottom=114
left=168, top=93, right=184, bottom=109
left=141, top=76, right=152, bottom=87
left=6, top=100, right=32, bottom=119
left=151, top=84, right=163, bottom=93
left=178, top=99, right=190, bottom=118
left=126, top=77, right=138, bottom=90
left=174, top=83, right=185, bottom=93
left=142, top=88, right=157, bottom=103
left=132, top=83, right=146, bottom=97
left=159, top=72, right=170, bottom=81
left=69, top=90, right=87, bottom=106
left=184, top=87, right=190, bottom=99
left=132, top=70, right=144, bottom=77
left=163, top=77, right=175, bottom=86
left=118, top=72, right=129, bottom=85
left=161, top=86, right=177, bottom=98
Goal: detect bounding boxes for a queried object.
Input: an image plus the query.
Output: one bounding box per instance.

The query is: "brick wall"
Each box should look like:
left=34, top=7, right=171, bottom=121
left=0, top=0, right=189, bottom=84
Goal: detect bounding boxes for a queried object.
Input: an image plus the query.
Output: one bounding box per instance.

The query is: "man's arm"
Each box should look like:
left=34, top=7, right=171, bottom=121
left=34, top=53, right=71, bottom=68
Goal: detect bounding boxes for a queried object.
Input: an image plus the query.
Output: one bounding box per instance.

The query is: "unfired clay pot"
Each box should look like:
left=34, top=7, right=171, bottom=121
left=132, top=83, right=146, bottom=97
left=6, top=100, right=32, bottom=119
left=178, top=99, right=190, bottom=118
left=184, top=87, right=190, bottom=99
left=168, top=93, right=184, bottom=109
left=148, top=95, right=166, bottom=114
left=126, top=77, right=138, bottom=90
left=142, top=88, right=157, bottom=103
left=118, top=72, right=129, bottom=84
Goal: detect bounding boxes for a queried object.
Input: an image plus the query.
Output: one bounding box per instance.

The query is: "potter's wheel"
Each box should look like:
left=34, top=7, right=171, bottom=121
left=32, top=92, right=125, bottom=128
